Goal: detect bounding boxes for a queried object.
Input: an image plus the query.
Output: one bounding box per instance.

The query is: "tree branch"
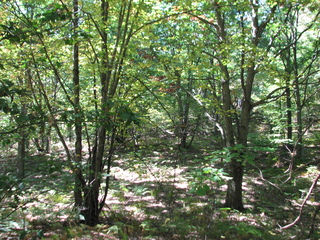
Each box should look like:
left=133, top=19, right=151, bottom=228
left=252, top=87, right=287, bottom=107
left=280, top=172, right=320, bottom=229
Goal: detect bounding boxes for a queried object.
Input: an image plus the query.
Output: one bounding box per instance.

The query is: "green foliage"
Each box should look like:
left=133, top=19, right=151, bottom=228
left=0, top=21, right=29, bottom=44
left=0, top=80, right=27, bottom=114
left=0, top=174, right=20, bottom=208
left=211, top=221, right=279, bottom=240
left=0, top=0, right=319, bottom=237
left=36, top=4, right=72, bottom=23
left=188, top=143, right=276, bottom=197
left=114, top=102, right=141, bottom=127
left=189, top=167, right=230, bottom=196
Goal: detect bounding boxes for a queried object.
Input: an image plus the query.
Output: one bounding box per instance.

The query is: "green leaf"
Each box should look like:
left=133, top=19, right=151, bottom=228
left=195, top=184, right=210, bottom=196
left=203, top=167, right=213, bottom=174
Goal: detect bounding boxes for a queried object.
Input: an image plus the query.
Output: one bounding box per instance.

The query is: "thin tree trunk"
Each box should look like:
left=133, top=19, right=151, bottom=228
left=17, top=76, right=28, bottom=179
left=31, top=51, right=73, bottom=164
left=73, top=0, right=84, bottom=208
left=280, top=43, right=293, bottom=141
left=293, top=41, right=302, bottom=161
left=286, top=85, right=293, bottom=140
left=17, top=132, right=26, bottom=178
left=220, top=66, right=234, bottom=148
left=176, top=70, right=190, bottom=148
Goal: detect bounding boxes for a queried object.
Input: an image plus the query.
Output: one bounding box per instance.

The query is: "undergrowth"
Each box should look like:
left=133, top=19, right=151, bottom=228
left=0, top=137, right=319, bottom=239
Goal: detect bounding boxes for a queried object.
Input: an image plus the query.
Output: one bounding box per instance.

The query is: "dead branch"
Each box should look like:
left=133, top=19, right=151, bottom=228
left=280, top=172, right=320, bottom=230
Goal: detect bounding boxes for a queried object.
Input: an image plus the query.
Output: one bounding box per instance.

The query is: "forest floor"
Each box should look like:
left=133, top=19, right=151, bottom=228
left=1, top=137, right=320, bottom=239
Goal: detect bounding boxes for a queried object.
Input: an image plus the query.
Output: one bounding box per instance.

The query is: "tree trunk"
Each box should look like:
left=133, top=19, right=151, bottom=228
left=175, top=70, right=190, bottom=148
left=82, top=177, right=101, bottom=225
left=223, top=0, right=276, bottom=210
left=17, top=77, right=28, bottom=179
left=286, top=85, right=293, bottom=140
left=226, top=97, right=252, bottom=211
left=220, top=67, right=234, bottom=148
left=79, top=0, right=139, bottom=225
left=82, top=125, right=107, bottom=226
left=214, top=3, right=245, bottom=207
left=80, top=0, right=110, bottom=225
left=81, top=176, right=100, bottom=225
left=293, top=41, right=302, bottom=161
left=225, top=159, right=244, bottom=211
left=280, top=44, right=293, bottom=141
left=220, top=66, right=245, bottom=211
left=73, top=0, right=84, bottom=208
left=17, top=134, right=26, bottom=179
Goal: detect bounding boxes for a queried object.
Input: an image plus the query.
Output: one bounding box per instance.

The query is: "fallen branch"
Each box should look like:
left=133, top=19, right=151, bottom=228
left=249, top=162, right=282, bottom=192
left=280, top=172, right=320, bottom=229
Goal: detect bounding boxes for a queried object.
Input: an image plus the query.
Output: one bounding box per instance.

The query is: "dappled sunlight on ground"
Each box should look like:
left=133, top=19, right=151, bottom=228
left=1, top=142, right=320, bottom=239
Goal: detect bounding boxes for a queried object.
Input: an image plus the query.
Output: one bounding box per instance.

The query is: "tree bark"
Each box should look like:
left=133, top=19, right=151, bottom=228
left=17, top=132, right=26, bottom=179
left=293, top=40, right=302, bottom=161
left=175, top=70, right=190, bottom=148
left=286, top=85, right=293, bottom=140
left=220, top=65, right=245, bottom=211
left=225, top=159, right=244, bottom=211
left=17, top=76, right=28, bottom=179
left=73, top=0, right=84, bottom=208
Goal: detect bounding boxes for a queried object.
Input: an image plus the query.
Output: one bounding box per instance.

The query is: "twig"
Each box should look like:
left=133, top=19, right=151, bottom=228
left=249, top=162, right=282, bottom=192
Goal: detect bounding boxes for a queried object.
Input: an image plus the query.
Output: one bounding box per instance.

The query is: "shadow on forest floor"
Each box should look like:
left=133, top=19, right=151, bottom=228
left=1, top=141, right=320, bottom=239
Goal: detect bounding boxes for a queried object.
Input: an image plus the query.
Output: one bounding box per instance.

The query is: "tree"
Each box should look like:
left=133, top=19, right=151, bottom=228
left=274, top=4, right=319, bottom=172
left=188, top=0, right=291, bottom=210
left=1, top=0, right=147, bottom=225
left=72, top=0, right=83, bottom=210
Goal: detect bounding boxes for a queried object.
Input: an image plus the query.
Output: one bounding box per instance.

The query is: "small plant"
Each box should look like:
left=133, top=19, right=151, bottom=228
left=189, top=166, right=230, bottom=196
left=306, top=165, right=320, bottom=176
